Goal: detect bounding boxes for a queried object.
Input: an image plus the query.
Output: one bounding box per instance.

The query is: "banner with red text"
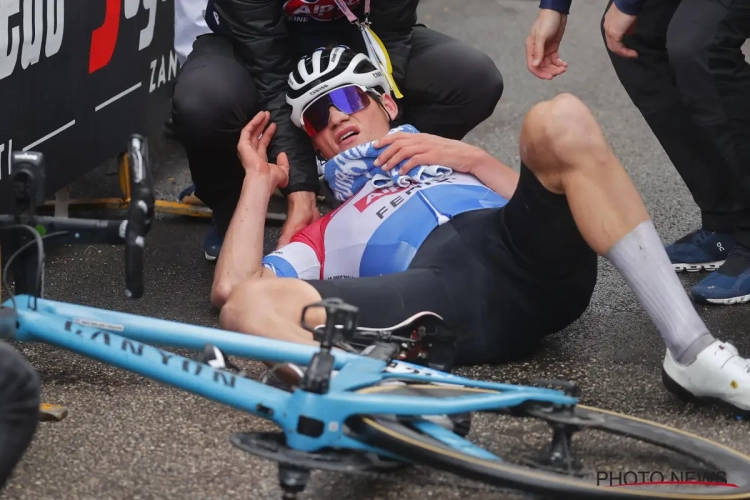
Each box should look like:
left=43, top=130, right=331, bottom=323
left=0, top=0, right=175, bottom=213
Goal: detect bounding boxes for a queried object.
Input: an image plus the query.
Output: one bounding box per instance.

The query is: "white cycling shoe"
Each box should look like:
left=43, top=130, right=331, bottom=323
left=662, top=340, right=750, bottom=413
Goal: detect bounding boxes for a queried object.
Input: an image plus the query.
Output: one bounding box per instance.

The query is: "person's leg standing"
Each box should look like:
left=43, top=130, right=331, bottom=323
left=171, top=35, right=261, bottom=261
left=0, top=342, right=40, bottom=491
left=397, top=26, right=504, bottom=140
left=665, top=0, right=750, bottom=304
left=602, top=0, right=738, bottom=273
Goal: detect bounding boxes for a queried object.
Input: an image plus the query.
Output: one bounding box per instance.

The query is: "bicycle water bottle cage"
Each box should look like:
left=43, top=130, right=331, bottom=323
left=11, top=151, right=46, bottom=216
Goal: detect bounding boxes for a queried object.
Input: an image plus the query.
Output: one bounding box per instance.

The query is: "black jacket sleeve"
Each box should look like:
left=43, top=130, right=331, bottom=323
left=365, top=0, right=419, bottom=85
left=211, top=0, right=320, bottom=195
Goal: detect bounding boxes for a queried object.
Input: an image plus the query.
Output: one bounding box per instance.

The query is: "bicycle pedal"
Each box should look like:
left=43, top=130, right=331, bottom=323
left=39, top=403, right=68, bottom=422
left=263, top=364, right=305, bottom=392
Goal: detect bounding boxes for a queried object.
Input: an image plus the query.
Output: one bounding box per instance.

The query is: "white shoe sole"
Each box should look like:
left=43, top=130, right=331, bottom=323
left=662, top=366, right=750, bottom=415
left=673, top=260, right=724, bottom=272
left=703, top=293, right=750, bottom=305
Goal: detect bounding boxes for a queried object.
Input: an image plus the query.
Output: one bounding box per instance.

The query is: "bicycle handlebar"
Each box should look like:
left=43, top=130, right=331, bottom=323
left=124, top=135, right=155, bottom=298
left=0, top=134, right=154, bottom=299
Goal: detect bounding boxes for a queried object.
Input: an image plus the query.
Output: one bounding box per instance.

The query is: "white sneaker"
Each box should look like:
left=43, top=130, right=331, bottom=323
left=662, top=340, right=750, bottom=412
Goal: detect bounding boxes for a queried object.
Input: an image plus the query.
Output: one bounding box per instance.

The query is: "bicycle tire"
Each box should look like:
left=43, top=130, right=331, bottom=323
left=349, top=384, right=750, bottom=499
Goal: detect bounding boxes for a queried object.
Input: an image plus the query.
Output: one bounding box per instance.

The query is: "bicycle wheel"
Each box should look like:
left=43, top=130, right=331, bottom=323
left=348, top=384, right=750, bottom=499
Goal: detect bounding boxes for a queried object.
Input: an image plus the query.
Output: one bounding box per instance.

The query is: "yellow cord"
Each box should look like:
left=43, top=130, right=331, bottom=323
left=364, top=26, right=404, bottom=99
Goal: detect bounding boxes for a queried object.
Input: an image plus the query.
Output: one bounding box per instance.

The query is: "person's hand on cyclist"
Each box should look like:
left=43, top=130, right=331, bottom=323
left=525, top=9, right=568, bottom=80
left=373, top=132, right=481, bottom=176
left=238, top=111, right=291, bottom=189
left=278, top=192, right=320, bottom=250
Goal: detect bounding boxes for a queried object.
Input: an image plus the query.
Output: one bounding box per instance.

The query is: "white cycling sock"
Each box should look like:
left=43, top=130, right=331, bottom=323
left=604, top=220, right=714, bottom=364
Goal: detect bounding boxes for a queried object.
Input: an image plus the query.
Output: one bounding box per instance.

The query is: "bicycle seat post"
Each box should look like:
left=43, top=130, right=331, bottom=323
left=299, top=299, right=359, bottom=394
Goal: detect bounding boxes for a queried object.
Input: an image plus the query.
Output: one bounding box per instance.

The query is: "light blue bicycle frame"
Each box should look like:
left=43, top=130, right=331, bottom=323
left=2, top=294, right=577, bottom=461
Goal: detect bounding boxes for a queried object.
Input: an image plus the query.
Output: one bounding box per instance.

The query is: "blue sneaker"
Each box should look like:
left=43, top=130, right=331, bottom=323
left=692, top=246, right=750, bottom=305
left=203, top=218, right=224, bottom=262
left=665, top=228, right=735, bottom=272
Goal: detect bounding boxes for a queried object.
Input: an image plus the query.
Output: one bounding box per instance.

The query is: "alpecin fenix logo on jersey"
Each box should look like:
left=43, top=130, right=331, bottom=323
left=284, top=0, right=360, bottom=22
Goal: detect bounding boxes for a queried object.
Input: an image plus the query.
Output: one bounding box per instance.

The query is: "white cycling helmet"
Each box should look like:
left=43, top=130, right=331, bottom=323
left=286, top=45, right=392, bottom=129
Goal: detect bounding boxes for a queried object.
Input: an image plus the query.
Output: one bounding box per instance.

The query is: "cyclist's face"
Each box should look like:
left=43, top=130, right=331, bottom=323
left=311, top=93, right=398, bottom=160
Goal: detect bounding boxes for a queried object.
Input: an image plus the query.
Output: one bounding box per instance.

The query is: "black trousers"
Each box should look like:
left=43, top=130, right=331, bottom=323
left=171, top=27, right=504, bottom=234
left=603, top=0, right=750, bottom=246
left=0, top=342, right=40, bottom=491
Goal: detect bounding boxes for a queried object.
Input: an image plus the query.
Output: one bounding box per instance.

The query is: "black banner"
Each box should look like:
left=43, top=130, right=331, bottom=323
left=0, top=0, right=175, bottom=214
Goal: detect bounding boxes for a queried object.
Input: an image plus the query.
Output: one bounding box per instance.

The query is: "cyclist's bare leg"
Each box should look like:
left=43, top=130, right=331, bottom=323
left=519, top=93, right=650, bottom=254
left=520, top=93, right=750, bottom=412
left=219, top=279, right=328, bottom=384
left=519, top=93, right=714, bottom=364
left=220, top=279, right=324, bottom=347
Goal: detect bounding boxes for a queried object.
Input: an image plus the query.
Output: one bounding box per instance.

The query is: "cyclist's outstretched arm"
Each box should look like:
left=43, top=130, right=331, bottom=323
left=0, top=342, right=40, bottom=491
left=211, top=112, right=288, bottom=309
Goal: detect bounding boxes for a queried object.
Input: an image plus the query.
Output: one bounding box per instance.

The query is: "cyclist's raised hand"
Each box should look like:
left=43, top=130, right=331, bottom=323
left=373, top=132, right=479, bottom=175
left=526, top=9, right=568, bottom=80
left=238, top=111, right=290, bottom=189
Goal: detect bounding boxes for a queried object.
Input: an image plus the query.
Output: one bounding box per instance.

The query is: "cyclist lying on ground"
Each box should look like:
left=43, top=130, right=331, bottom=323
left=210, top=46, right=750, bottom=414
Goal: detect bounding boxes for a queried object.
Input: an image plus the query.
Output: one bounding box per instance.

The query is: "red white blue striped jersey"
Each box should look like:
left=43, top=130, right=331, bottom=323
left=261, top=172, right=508, bottom=279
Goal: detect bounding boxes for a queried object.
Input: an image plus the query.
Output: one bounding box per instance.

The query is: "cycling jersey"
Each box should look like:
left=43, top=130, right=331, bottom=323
left=262, top=172, right=508, bottom=279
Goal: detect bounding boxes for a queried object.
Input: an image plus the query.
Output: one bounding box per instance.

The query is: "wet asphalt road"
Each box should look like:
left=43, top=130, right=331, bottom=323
left=4, top=0, right=750, bottom=498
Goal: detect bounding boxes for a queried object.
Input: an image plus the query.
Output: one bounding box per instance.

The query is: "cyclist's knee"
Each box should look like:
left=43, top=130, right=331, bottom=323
left=539, top=93, right=596, bottom=138
left=521, top=93, right=604, bottom=168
